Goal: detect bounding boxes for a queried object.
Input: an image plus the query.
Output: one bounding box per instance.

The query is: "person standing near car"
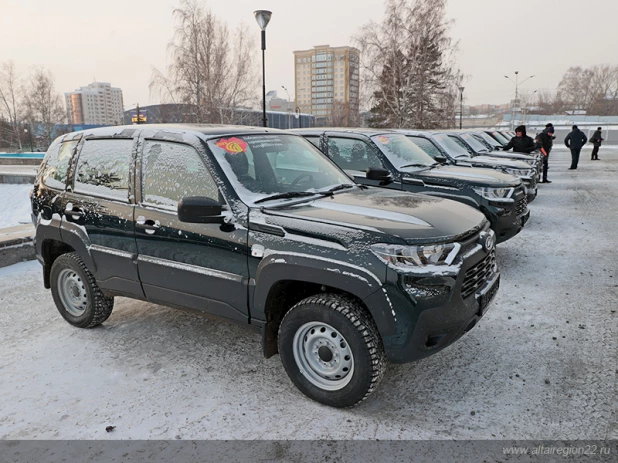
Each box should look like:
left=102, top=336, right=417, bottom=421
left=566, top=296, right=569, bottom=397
left=536, top=124, right=555, bottom=183
left=564, top=125, right=588, bottom=170
left=590, top=127, right=604, bottom=160
left=502, top=125, right=536, bottom=154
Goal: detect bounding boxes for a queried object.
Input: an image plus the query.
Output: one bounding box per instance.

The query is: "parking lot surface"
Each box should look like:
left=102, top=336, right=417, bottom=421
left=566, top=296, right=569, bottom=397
left=0, top=146, right=616, bottom=440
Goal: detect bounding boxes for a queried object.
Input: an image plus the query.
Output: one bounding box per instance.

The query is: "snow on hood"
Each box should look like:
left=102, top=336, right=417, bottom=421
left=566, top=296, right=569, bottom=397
left=260, top=188, right=486, bottom=244
left=416, top=165, right=521, bottom=186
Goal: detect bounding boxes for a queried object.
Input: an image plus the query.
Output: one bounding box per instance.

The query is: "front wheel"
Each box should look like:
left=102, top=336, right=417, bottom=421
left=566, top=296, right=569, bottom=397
left=278, top=294, right=386, bottom=407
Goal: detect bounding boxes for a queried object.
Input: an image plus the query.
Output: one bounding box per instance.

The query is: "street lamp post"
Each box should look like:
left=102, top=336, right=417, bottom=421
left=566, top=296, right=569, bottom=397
left=459, top=86, right=465, bottom=130
left=505, top=71, right=534, bottom=129
left=254, top=10, right=272, bottom=128
left=24, top=126, right=33, bottom=152
left=282, top=85, right=294, bottom=129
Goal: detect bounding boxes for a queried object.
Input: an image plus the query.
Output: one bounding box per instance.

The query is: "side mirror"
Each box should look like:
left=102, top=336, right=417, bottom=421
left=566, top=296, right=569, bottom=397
left=366, top=166, right=392, bottom=184
left=434, top=155, right=447, bottom=163
left=178, top=196, right=224, bottom=224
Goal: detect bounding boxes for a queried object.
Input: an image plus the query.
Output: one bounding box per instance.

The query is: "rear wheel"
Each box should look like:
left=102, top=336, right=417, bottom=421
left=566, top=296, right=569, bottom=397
left=50, top=252, right=114, bottom=328
left=278, top=294, right=386, bottom=407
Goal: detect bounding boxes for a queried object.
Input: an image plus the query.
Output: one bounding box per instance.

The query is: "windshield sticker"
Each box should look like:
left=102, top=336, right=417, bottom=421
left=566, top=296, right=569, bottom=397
left=376, top=135, right=390, bottom=144
left=245, top=135, right=288, bottom=151
left=216, top=137, right=248, bottom=154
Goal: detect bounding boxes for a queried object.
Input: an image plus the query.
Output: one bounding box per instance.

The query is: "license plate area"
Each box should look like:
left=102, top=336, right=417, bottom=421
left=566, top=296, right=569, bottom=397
left=478, top=276, right=500, bottom=316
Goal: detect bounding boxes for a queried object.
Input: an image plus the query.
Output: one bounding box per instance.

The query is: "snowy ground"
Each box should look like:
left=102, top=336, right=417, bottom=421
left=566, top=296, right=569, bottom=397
left=0, top=184, right=33, bottom=228
left=0, top=146, right=616, bottom=440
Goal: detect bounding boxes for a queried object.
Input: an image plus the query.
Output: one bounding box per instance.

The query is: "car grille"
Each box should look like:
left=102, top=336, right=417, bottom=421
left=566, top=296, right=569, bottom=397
left=461, top=250, right=497, bottom=299
left=516, top=196, right=527, bottom=216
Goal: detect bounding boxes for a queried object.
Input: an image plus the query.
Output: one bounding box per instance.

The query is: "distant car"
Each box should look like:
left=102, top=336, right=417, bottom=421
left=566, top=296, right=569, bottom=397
left=463, top=131, right=543, bottom=175
left=399, top=130, right=538, bottom=202
left=291, top=128, right=530, bottom=243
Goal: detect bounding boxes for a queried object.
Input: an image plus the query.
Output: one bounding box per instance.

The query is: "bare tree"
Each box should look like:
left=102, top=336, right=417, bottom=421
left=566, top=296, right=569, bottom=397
left=150, top=0, right=258, bottom=124
left=354, top=0, right=462, bottom=129
left=557, top=64, right=618, bottom=115
left=0, top=61, right=24, bottom=150
left=23, top=67, right=65, bottom=148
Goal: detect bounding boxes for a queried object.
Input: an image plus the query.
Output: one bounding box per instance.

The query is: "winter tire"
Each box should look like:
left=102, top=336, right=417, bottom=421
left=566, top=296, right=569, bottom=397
left=50, top=252, right=114, bottom=328
left=278, top=294, right=386, bottom=407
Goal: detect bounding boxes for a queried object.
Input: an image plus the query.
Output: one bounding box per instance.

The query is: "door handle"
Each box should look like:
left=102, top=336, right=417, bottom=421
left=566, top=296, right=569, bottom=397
left=136, top=216, right=160, bottom=235
left=64, top=207, right=84, bottom=218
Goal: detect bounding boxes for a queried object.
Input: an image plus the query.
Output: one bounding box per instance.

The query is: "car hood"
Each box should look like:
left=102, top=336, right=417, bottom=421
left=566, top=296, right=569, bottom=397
left=461, top=156, right=531, bottom=170
left=483, top=151, right=537, bottom=162
left=407, top=165, right=521, bottom=187
left=259, top=188, right=486, bottom=244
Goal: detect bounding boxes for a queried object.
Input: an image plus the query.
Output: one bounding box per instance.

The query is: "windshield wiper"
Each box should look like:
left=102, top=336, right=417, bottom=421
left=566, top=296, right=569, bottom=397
left=399, top=163, right=434, bottom=169
left=321, top=184, right=354, bottom=194
left=254, top=184, right=354, bottom=204
left=254, top=191, right=322, bottom=204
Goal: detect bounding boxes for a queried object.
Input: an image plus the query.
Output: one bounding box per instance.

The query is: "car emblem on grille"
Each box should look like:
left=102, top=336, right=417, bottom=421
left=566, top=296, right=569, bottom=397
left=480, top=231, right=495, bottom=252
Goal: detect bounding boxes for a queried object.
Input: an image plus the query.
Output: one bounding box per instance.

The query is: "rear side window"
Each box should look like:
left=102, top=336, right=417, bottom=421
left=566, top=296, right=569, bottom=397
left=409, top=137, right=443, bottom=158
left=141, top=140, right=219, bottom=210
left=42, top=140, right=78, bottom=190
left=74, top=139, right=133, bottom=201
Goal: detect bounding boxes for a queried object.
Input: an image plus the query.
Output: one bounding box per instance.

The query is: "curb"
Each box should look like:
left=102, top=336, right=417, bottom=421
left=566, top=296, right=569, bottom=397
left=0, top=236, right=35, bottom=268
left=0, top=174, right=36, bottom=185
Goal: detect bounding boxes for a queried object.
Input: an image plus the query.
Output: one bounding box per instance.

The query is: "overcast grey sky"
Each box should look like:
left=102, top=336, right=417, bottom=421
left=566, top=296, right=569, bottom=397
left=1, top=0, right=617, bottom=109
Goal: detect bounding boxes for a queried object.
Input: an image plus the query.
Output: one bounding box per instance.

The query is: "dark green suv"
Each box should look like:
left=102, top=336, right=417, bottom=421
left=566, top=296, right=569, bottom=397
left=31, top=125, right=500, bottom=407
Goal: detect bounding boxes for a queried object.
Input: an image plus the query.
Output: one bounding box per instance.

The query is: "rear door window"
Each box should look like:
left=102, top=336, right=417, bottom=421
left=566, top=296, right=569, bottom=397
left=73, top=139, right=133, bottom=201
left=141, top=140, right=220, bottom=211
left=42, top=140, right=78, bottom=190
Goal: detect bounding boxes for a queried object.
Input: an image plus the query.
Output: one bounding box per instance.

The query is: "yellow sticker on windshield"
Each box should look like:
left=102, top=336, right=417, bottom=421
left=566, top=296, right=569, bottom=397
left=216, top=137, right=248, bottom=154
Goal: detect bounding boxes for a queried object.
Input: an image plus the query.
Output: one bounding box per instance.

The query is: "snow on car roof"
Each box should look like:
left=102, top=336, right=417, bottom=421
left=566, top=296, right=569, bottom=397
left=60, top=124, right=288, bottom=141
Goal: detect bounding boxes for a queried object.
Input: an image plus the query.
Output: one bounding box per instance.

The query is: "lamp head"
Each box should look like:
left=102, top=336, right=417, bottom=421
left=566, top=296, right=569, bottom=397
left=254, top=10, right=272, bottom=30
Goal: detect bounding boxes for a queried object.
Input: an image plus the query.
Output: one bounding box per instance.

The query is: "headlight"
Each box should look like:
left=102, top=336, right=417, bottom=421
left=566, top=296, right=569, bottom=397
left=502, top=168, right=526, bottom=177
left=472, top=187, right=514, bottom=200
left=371, top=242, right=461, bottom=268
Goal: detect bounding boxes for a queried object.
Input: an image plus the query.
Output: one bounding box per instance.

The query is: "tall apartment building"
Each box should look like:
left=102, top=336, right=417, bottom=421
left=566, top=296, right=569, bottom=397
left=65, top=82, right=124, bottom=126
left=294, top=45, right=360, bottom=126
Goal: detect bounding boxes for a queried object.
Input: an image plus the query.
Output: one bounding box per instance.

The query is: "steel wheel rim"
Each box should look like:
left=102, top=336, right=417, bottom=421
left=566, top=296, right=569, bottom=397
left=292, top=322, right=354, bottom=391
left=57, top=269, right=88, bottom=317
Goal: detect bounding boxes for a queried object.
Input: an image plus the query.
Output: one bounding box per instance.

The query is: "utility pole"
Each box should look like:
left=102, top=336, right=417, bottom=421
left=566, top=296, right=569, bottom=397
left=459, top=86, right=465, bottom=130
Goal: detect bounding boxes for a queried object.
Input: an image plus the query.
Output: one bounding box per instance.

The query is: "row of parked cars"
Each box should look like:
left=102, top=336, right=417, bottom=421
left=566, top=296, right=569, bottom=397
left=30, top=124, right=541, bottom=407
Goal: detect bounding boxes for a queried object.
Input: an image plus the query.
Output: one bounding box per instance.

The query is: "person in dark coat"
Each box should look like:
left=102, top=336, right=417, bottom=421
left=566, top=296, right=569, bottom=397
left=502, top=125, right=537, bottom=154
left=536, top=124, right=555, bottom=183
left=590, top=127, right=604, bottom=160
left=564, top=125, right=588, bottom=170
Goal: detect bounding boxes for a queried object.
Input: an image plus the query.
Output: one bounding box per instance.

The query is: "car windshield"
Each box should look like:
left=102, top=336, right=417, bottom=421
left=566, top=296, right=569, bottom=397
left=371, top=134, right=437, bottom=169
left=207, top=134, right=354, bottom=204
left=407, top=136, right=447, bottom=160
left=460, top=133, right=490, bottom=153
left=490, top=131, right=510, bottom=144
left=432, top=134, right=470, bottom=157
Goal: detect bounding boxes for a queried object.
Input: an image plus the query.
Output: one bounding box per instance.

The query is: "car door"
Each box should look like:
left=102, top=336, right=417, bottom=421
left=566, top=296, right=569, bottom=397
left=60, top=137, right=142, bottom=298
left=134, top=138, right=249, bottom=323
left=325, top=135, right=401, bottom=190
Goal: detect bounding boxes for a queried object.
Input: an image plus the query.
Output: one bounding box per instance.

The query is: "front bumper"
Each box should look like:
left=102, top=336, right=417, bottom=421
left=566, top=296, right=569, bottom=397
left=364, top=229, right=500, bottom=364
left=520, top=173, right=538, bottom=203
left=483, top=195, right=528, bottom=243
